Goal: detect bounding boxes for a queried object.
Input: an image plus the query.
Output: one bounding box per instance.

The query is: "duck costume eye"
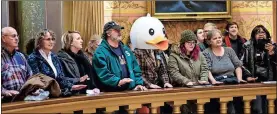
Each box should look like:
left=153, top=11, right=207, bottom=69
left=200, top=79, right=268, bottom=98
left=149, top=28, right=155, bottom=36
left=130, top=13, right=169, bottom=51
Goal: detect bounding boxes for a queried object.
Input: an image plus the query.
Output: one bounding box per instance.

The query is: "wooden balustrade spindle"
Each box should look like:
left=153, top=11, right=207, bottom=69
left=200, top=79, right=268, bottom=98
left=173, top=100, right=187, bottom=114
left=150, top=107, right=158, bottom=114
left=243, top=96, right=256, bottom=114
left=197, top=99, right=209, bottom=114
left=173, top=105, right=181, bottom=114
left=220, top=97, right=233, bottom=114
left=83, top=108, right=96, bottom=113
left=267, top=94, right=276, bottom=114
left=220, top=102, right=227, bottom=114
left=127, top=104, right=141, bottom=114
left=150, top=102, right=163, bottom=114
left=105, top=106, right=118, bottom=114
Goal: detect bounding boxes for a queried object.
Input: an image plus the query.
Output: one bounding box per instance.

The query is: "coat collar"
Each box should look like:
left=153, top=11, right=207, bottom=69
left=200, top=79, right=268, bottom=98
left=170, top=44, right=191, bottom=60
left=101, top=39, right=125, bottom=52
left=33, top=49, right=55, bottom=61
left=57, top=49, right=75, bottom=63
left=1, top=46, right=16, bottom=57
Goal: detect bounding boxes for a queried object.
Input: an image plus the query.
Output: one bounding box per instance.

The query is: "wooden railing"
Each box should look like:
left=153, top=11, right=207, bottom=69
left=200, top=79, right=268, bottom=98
left=2, top=83, right=276, bottom=114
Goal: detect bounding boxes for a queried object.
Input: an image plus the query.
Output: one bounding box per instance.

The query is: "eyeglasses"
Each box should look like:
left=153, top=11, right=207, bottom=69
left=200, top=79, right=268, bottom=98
left=204, top=30, right=210, bottom=33
left=185, top=41, right=196, bottom=45
left=257, top=31, right=265, bottom=34
left=3, top=34, right=19, bottom=38
left=43, top=38, right=56, bottom=41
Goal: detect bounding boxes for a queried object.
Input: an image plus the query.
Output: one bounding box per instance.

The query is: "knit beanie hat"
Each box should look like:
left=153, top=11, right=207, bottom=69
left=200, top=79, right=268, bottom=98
left=180, top=30, right=197, bottom=44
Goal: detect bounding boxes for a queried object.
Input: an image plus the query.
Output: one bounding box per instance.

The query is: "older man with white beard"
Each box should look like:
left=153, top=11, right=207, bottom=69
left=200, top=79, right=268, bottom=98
left=92, top=21, right=147, bottom=92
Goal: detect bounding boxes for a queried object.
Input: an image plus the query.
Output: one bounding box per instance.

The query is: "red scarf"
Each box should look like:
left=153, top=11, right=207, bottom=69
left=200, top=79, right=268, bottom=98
left=224, top=35, right=246, bottom=47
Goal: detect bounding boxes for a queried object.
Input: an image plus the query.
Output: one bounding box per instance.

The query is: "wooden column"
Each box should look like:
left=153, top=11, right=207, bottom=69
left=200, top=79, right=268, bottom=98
left=197, top=99, right=209, bottom=114
left=173, top=100, right=187, bottom=114
left=17, top=1, right=46, bottom=52
left=150, top=102, right=163, bottom=114
left=267, top=94, right=276, bottom=114
left=243, top=96, right=256, bottom=114
left=219, top=97, right=233, bottom=114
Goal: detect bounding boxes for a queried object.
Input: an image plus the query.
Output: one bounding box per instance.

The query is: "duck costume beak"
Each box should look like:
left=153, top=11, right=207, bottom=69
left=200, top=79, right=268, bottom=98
left=145, top=35, right=169, bottom=50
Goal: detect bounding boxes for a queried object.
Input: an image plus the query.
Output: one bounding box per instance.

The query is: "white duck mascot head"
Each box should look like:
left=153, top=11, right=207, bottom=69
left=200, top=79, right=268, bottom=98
left=130, top=13, right=168, bottom=50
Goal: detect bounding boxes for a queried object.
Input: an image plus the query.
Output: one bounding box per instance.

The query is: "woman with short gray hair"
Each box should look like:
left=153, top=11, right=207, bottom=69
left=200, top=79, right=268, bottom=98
left=202, top=29, right=247, bottom=114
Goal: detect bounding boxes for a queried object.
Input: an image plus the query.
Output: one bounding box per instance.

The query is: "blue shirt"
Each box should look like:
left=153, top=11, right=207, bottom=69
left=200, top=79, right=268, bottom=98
left=1, top=47, right=32, bottom=92
left=111, top=45, right=129, bottom=79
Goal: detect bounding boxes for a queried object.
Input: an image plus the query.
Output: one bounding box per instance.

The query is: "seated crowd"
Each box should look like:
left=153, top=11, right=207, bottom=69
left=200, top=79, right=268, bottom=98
left=1, top=21, right=277, bottom=114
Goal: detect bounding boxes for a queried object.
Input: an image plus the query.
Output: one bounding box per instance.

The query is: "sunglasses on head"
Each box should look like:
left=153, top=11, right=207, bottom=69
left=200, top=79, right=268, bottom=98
left=68, top=30, right=80, bottom=34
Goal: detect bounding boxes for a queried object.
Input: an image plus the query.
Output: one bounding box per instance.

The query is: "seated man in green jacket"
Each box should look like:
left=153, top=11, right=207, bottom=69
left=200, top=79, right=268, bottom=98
left=92, top=21, right=147, bottom=92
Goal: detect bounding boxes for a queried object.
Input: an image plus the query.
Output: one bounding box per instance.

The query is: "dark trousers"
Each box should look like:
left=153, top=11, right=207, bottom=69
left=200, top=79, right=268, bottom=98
left=160, top=103, right=173, bottom=114
left=251, top=95, right=268, bottom=114
left=204, top=98, right=241, bottom=114
left=180, top=100, right=197, bottom=114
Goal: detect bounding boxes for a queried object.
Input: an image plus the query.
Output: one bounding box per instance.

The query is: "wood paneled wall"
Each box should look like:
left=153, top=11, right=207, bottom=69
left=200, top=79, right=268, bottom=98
left=104, top=1, right=276, bottom=44
left=162, top=20, right=228, bottom=44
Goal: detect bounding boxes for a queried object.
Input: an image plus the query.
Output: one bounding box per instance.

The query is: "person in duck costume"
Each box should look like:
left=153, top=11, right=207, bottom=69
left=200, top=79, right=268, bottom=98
left=131, top=13, right=173, bottom=114
left=131, top=13, right=173, bottom=89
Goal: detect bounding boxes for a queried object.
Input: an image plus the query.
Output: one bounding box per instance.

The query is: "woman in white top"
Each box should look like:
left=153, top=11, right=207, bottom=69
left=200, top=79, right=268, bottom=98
left=27, top=29, right=87, bottom=95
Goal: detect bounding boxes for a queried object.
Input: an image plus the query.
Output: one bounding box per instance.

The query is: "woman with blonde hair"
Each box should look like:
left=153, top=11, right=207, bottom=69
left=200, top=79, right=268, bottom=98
left=84, top=34, right=102, bottom=64
left=57, top=31, right=100, bottom=94
left=27, top=29, right=87, bottom=96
